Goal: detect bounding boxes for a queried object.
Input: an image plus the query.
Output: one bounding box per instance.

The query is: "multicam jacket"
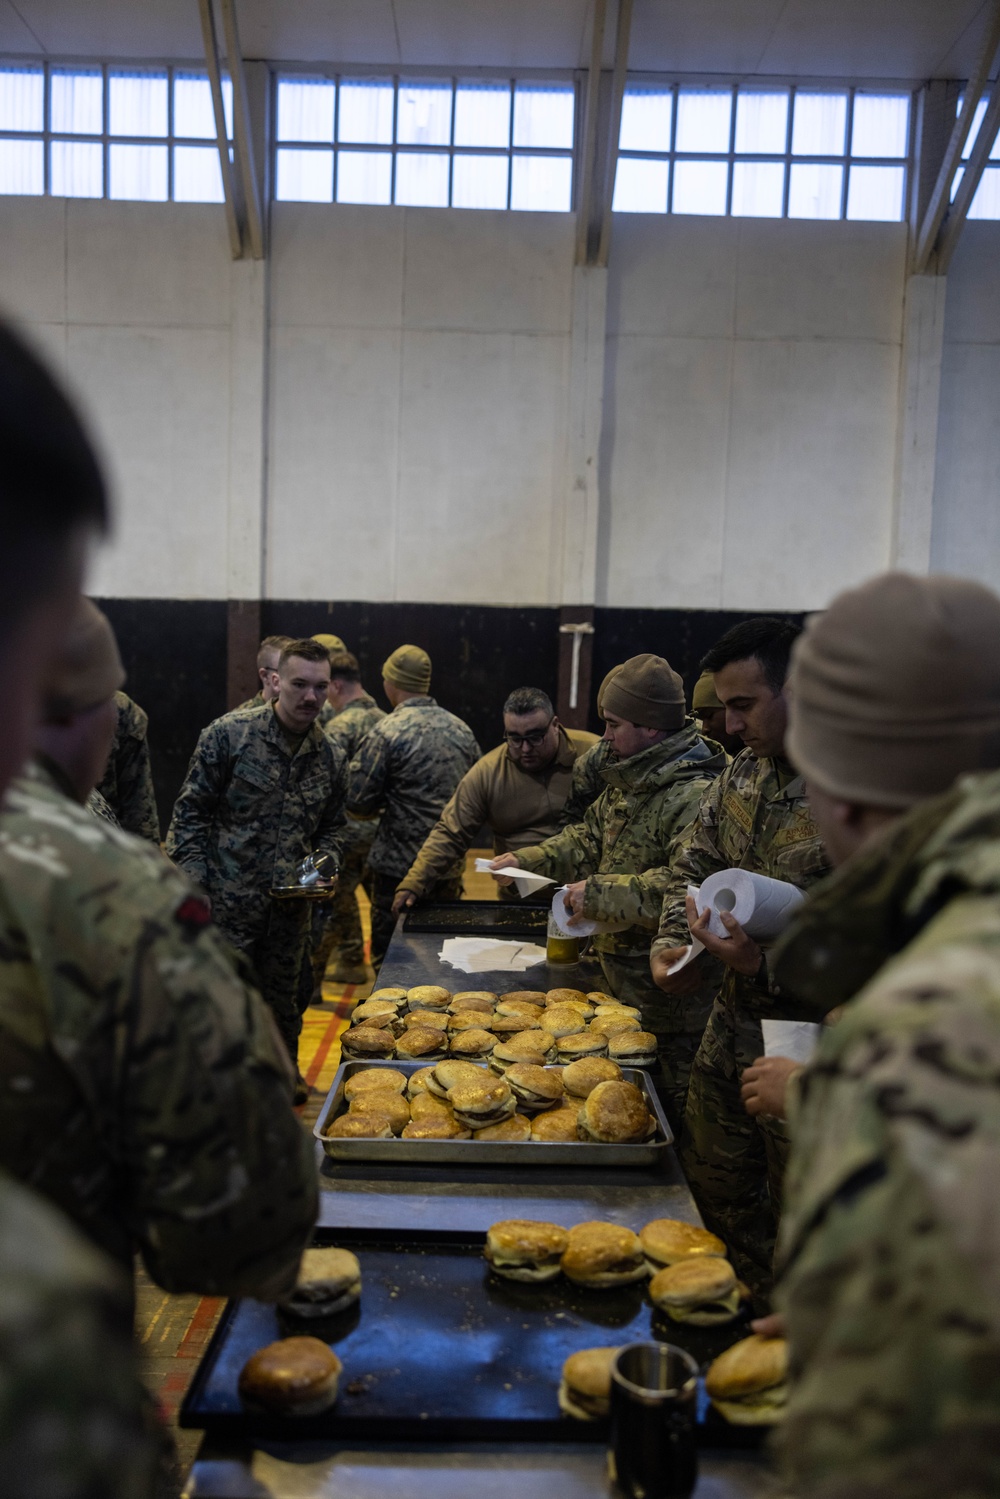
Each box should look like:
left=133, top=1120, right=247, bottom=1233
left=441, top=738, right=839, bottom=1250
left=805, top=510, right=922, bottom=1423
left=0, top=1171, right=157, bottom=1498
left=0, top=761, right=317, bottom=1297
left=96, top=691, right=159, bottom=843
left=653, top=749, right=830, bottom=1012
left=770, top=769, right=1000, bottom=1498
left=559, top=736, right=615, bottom=826
left=514, top=721, right=728, bottom=957
left=325, top=693, right=386, bottom=857
left=347, top=696, right=480, bottom=879
left=166, top=703, right=349, bottom=949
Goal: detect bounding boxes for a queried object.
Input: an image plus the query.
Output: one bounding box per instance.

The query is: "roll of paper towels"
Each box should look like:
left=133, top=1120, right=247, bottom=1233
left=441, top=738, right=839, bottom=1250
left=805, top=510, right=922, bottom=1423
left=549, top=887, right=629, bottom=939
left=697, top=868, right=805, bottom=941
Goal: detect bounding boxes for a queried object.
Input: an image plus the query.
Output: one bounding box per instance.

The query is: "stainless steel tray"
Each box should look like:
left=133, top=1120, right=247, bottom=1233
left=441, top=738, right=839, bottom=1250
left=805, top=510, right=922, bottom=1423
left=314, top=1060, right=673, bottom=1166
left=268, top=884, right=338, bottom=902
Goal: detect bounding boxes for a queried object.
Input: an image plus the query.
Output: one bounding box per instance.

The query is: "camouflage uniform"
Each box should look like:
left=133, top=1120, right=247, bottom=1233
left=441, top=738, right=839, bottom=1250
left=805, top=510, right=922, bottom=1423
left=348, top=696, right=480, bottom=967
left=86, top=784, right=120, bottom=827
left=653, top=749, right=830, bottom=1300
left=769, top=770, right=1000, bottom=1498
left=0, top=1170, right=158, bottom=1499
left=97, top=690, right=160, bottom=843
left=514, top=721, right=727, bottom=1130
left=0, top=759, right=317, bottom=1297
left=310, top=693, right=386, bottom=986
left=559, top=736, right=616, bottom=827
left=236, top=690, right=266, bottom=712
left=166, top=703, right=348, bottom=1060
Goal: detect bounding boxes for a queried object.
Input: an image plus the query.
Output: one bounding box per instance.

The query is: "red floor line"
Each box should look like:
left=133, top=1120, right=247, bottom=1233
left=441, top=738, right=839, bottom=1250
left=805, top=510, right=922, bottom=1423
left=175, top=1296, right=224, bottom=1359
left=305, top=1010, right=349, bottom=1088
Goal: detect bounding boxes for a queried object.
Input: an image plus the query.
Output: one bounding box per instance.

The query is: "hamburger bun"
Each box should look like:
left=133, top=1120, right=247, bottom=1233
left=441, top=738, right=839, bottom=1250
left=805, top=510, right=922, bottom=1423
left=348, top=1092, right=410, bottom=1135
left=325, top=1112, right=395, bottom=1140
left=558, top=1346, right=619, bottom=1420
left=594, top=1003, right=641, bottom=1020
left=474, top=1113, right=532, bottom=1142
left=504, top=990, right=547, bottom=1004
left=343, top=1067, right=408, bottom=1101
left=561, top=1057, right=623, bottom=1098
left=278, top=1248, right=362, bottom=1320
left=239, top=1336, right=342, bottom=1416
left=402, top=1009, right=446, bottom=1030
left=409, top=1091, right=454, bottom=1122
left=447, top=994, right=494, bottom=1014
left=491, top=1031, right=555, bottom=1066
left=405, top=985, right=451, bottom=1011
left=450, top=1076, right=516, bottom=1129
left=561, top=1221, right=647, bottom=1288
left=447, top=1010, right=496, bottom=1033
left=401, top=1116, right=472, bottom=1141
left=490, top=1013, right=543, bottom=1037
left=484, top=1218, right=569, bottom=1281
left=540, top=1006, right=585, bottom=1039
left=351, top=999, right=401, bottom=1020
left=451, top=990, right=498, bottom=1007
left=578, top=1081, right=654, bottom=1144
left=506, top=1062, right=565, bottom=1111
left=494, top=999, right=544, bottom=1023
left=394, top=1026, right=448, bottom=1061
left=705, top=1336, right=789, bottom=1426
left=639, top=1219, right=726, bottom=1271
left=449, top=1028, right=497, bottom=1060
left=428, top=1059, right=488, bottom=1097
left=607, top=1031, right=658, bottom=1068
left=340, top=1028, right=395, bottom=1061
left=406, top=1066, right=438, bottom=1098
left=546, top=988, right=588, bottom=1006
left=648, top=1258, right=742, bottom=1325
left=556, top=1032, right=609, bottom=1064
left=589, top=1014, right=641, bottom=1038
left=369, top=987, right=407, bottom=1004
left=585, top=992, right=616, bottom=1004
left=529, top=1107, right=581, bottom=1142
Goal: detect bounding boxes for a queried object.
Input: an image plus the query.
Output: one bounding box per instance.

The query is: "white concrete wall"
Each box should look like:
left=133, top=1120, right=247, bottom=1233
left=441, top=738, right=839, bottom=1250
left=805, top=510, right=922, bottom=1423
left=932, top=223, right=1000, bottom=591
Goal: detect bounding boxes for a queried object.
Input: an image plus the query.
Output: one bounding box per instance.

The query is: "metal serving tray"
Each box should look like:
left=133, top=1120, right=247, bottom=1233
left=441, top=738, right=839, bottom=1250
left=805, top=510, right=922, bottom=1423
left=179, top=1226, right=761, bottom=1448
left=402, top=900, right=550, bottom=935
left=314, top=1060, right=673, bottom=1167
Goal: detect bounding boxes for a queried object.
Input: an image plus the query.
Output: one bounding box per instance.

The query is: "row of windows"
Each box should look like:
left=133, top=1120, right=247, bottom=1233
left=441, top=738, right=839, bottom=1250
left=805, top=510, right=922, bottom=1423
left=0, top=62, right=998, bottom=222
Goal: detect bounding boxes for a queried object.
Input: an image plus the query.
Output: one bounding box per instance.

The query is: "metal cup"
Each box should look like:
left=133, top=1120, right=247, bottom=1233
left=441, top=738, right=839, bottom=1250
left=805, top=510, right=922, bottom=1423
left=608, top=1342, right=699, bottom=1499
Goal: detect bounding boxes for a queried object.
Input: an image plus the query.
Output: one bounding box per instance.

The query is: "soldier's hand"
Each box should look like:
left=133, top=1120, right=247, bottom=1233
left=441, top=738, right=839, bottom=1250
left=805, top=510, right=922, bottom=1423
left=488, top=852, right=521, bottom=888
left=562, top=880, right=588, bottom=924
left=686, top=893, right=763, bottom=975
left=750, top=1313, right=786, bottom=1339
left=392, top=889, right=416, bottom=918
left=650, top=945, right=706, bottom=995
left=740, top=1055, right=801, bottom=1120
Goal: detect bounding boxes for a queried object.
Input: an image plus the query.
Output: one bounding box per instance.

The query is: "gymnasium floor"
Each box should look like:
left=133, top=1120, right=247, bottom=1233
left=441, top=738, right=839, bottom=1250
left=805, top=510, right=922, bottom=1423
left=136, top=854, right=495, bottom=1476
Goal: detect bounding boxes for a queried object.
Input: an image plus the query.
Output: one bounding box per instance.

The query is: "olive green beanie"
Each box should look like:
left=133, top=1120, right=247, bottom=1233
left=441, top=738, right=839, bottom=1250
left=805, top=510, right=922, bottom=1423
left=601, top=653, right=686, bottom=732
left=383, top=644, right=432, bottom=694
left=692, top=671, right=723, bottom=712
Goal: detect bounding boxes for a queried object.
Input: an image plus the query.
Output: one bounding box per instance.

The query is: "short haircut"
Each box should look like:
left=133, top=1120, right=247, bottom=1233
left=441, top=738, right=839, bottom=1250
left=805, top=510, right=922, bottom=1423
left=503, top=687, right=554, bottom=719
left=328, top=649, right=361, bottom=683
left=257, top=634, right=292, bottom=669
left=279, top=638, right=332, bottom=670
left=701, top=618, right=802, bottom=694
left=0, top=324, right=108, bottom=635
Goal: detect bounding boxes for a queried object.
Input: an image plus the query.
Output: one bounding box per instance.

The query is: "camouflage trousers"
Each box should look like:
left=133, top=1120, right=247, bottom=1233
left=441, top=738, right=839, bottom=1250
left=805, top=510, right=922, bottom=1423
left=236, top=901, right=311, bottom=1067
left=369, top=870, right=463, bottom=972
left=680, top=995, right=790, bottom=1307
left=597, top=951, right=712, bottom=1138
left=310, top=844, right=371, bottom=989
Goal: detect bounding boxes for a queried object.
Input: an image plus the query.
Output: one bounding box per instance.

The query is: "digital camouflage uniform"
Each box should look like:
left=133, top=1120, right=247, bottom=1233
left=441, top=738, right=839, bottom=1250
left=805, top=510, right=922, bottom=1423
left=653, top=749, right=830, bottom=1300
left=236, top=690, right=266, bottom=712
left=97, top=690, right=160, bottom=843
left=0, top=759, right=317, bottom=1298
left=310, top=693, right=386, bottom=987
left=559, top=736, right=615, bottom=826
left=166, top=703, right=348, bottom=1060
left=514, top=721, right=727, bottom=1130
left=769, top=770, right=1000, bottom=1499
left=348, top=696, right=480, bottom=968
left=85, top=784, right=120, bottom=827
left=0, top=1170, right=158, bottom=1499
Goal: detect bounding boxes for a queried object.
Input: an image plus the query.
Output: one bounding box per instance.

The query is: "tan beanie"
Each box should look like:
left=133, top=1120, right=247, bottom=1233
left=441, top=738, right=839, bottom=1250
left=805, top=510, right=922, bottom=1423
left=45, top=598, right=125, bottom=718
left=788, top=572, right=1000, bottom=809
left=383, top=643, right=432, bottom=694
left=596, top=664, right=623, bottom=717
left=312, top=632, right=346, bottom=655
left=692, top=671, right=723, bottom=712
left=601, top=653, right=685, bottom=732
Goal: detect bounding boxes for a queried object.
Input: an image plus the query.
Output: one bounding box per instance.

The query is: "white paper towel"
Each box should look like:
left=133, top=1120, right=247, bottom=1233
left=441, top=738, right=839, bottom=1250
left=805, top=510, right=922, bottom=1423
left=697, top=868, right=805, bottom=941
left=439, top=937, right=547, bottom=973
left=761, top=1019, right=822, bottom=1064
left=548, top=887, right=630, bottom=939
left=476, top=859, right=555, bottom=896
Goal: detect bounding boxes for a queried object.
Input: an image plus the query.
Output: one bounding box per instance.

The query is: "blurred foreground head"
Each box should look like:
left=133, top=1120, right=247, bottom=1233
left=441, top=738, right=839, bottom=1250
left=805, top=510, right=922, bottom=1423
left=0, top=324, right=108, bottom=797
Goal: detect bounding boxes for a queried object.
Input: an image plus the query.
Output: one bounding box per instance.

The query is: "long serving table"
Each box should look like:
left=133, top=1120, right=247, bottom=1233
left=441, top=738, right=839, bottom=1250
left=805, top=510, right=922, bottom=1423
left=184, top=905, right=781, bottom=1498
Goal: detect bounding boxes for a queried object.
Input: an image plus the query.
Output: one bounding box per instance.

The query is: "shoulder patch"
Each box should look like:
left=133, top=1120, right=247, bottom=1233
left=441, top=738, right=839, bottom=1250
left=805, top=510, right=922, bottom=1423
left=722, top=790, right=754, bottom=837
left=772, top=822, right=820, bottom=849
left=175, top=895, right=212, bottom=932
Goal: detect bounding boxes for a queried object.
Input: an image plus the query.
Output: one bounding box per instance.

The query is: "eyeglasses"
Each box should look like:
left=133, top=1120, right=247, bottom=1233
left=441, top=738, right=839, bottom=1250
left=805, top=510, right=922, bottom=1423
left=505, top=721, right=554, bottom=748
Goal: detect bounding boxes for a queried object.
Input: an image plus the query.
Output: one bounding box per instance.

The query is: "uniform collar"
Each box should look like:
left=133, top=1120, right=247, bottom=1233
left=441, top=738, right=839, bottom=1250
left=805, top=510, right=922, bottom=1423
left=266, top=702, right=324, bottom=757
left=392, top=695, right=437, bottom=711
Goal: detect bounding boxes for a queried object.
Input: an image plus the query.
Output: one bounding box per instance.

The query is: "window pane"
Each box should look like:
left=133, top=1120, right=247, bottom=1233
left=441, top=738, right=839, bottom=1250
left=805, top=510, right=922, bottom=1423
left=969, top=165, right=1000, bottom=219
left=51, top=69, right=102, bottom=135
left=792, top=92, right=846, bottom=156
left=0, top=138, right=43, bottom=194
left=50, top=140, right=102, bottom=197
left=277, top=77, right=335, bottom=143
left=454, top=81, right=510, bottom=147
left=338, top=80, right=393, bottom=145
left=846, top=164, right=904, bottom=220
left=336, top=149, right=392, bottom=204
left=452, top=153, right=508, bottom=208
left=0, top=66, right=42, bottom=132
left=397, top=81, right=452, bottom=146
left=109, top=143, right=168, bottom=200
left=731, top=160, right=784, bottom=217
left=959, top=96, right=1000, bottom=162
left=395, top=151, right=449, bottom=206
left=788, top=161, right=843, bottom=218
left=619, top=87, right=672, bottom=153
left=175, top=72, right=233, bottom=140
left=613, top=156, right=669, bottom=212
left=852, top=93, right=908, bottom=158
left=510, top=153, right=572, bottom=211
left=672, top=159, right=728, bottom=215
left=109, top=71, right=168, bottom=138
left=275, top=147, right=333, bottom=202
left=676, top=89, right=731, bottom=154
left=173, top=144, right=224, bottom=202
left=513, top=83, right=574, bottom=149
left=735, top=91, right=788, bottom=154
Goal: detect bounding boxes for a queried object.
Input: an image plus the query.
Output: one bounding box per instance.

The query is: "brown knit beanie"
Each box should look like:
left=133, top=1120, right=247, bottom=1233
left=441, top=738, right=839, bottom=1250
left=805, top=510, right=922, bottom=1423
left=596, top=665, right=623, bottom=717
left=601, top=653, right=686, bottom=732
left=45, top=598, right=125, bottom=718
left=788, top=572, right=1000, bottom=808
left=312, top=632, right=346, bottom=655
left=692, top=671, right=723, bottom=712
left=383, top=644, right=432, bottom=694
